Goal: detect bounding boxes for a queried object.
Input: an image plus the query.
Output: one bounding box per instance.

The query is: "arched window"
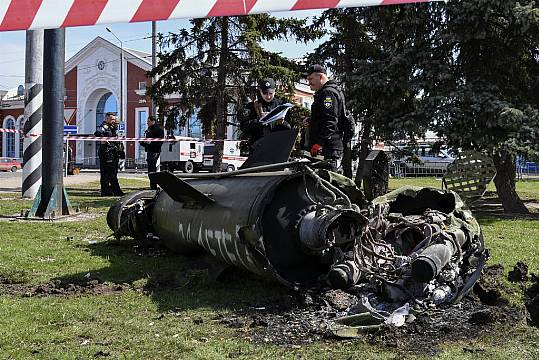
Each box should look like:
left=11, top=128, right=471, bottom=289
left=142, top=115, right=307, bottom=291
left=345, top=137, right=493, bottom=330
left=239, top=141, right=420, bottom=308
left=3, top=117, right=16, bottom=158
left=95, top=92, right=118, bottom=128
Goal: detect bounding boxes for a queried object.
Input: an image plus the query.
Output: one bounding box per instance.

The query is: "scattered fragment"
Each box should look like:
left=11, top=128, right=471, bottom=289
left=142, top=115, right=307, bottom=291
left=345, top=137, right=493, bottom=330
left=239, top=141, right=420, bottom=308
left=508, top=262, right=529, bottom=282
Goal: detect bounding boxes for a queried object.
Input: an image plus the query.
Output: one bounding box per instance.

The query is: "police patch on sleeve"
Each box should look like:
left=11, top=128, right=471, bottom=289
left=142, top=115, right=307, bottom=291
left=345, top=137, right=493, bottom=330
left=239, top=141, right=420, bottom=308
left=324, top=96, right=333, bottom=109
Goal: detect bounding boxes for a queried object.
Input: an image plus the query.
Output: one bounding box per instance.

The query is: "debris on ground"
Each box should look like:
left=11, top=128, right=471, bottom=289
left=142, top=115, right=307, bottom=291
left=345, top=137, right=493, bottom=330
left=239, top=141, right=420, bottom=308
left=508, top=262, right=529, bottom=282
left=525, top=274, right=539, bottom=327
left=215, top=266, right=522, bottom=355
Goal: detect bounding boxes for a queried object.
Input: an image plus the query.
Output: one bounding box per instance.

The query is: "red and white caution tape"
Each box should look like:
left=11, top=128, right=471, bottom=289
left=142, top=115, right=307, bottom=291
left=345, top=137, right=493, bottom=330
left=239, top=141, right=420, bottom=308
left=64, top=135, right=193, bottom=142
left=0, top=128, right=243, bottom=143
left=0, top=1, right=441, bottom=32
left=0, top=128, right=22, bottom=134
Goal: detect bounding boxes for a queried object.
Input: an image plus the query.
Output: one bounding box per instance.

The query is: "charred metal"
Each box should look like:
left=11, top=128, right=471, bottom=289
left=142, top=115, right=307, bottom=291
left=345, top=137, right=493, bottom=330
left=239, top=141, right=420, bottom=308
left=106, top=131, right=488, bottom=332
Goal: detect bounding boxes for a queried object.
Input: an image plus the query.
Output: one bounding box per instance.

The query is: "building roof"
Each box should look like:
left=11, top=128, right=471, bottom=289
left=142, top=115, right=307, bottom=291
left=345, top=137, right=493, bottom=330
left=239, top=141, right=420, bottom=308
left=65, top=36, right=152, bottom=73
left=125, top=48, right=152, bottom=63
left=0, top=85, right=24, bottom=101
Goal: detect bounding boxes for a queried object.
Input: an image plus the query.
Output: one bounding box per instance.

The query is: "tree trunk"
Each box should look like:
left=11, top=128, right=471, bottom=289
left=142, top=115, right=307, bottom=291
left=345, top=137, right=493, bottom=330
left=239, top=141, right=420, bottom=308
left=212, top=17, right=229, bottom=173
left=354, top=117, right=373, bottom=189
left=492, top=150, right=529, bottom=214
left=341, top=11, right=354, bottom=179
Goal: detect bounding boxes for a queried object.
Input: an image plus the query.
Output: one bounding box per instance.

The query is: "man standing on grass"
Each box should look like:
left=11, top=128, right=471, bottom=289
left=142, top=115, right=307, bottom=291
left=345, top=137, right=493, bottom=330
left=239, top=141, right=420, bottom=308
left=94, top=112, right=124, bottom=196
left=141, top=116, right=164, bottom=190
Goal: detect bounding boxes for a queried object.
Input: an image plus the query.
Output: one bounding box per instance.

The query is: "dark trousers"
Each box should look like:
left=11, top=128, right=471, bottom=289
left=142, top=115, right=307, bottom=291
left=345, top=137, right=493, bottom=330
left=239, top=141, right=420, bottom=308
left=147, top=152, right=160, bottom=190
left=99, top=159, right=123, bottom=196
left=323, top=148, right=343, bottom=173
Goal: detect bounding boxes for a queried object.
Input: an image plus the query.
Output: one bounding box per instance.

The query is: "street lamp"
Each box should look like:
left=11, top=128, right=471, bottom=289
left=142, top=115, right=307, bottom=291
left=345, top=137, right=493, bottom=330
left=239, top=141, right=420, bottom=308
left=106, top=27, right=123, bottom=123
left=106, top=27, right=126, bottom=170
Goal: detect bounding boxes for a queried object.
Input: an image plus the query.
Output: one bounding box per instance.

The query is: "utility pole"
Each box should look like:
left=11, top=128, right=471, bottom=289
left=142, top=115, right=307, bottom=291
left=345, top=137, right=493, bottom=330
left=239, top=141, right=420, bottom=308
left=22, top=30, right=44, bottom=199
left=106, top=27, right=126, bottom=171
left=30, top=28, right=72, bottom=218
left=152, top=21, right=157, bottom=118
left=151, top=21, right=161, bottom=171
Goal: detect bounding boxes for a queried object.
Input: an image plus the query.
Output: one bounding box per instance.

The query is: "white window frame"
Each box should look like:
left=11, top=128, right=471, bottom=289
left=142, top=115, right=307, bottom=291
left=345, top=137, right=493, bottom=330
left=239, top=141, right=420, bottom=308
left=2, top=116, right=17, bottom=158
left=134, top=107, right=149, bottom=162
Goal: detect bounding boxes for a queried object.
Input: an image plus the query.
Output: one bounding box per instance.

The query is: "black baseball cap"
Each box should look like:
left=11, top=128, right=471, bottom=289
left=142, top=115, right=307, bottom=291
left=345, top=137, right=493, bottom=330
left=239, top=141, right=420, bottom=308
left=258, top=78, right=276, bottom=93
left=306, top=64, right=327, bottom=76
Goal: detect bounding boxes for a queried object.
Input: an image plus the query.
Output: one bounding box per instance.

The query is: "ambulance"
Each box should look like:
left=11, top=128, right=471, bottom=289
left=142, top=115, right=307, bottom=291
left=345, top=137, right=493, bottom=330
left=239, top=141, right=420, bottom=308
left=202, top=140, right=248, bottom=172
left=159, top=136, right=205, bottom=173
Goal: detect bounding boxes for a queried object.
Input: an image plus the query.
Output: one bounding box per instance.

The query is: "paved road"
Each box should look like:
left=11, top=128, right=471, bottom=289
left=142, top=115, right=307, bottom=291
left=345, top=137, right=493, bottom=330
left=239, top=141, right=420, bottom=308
left=0, top=170, right=146, bottom=193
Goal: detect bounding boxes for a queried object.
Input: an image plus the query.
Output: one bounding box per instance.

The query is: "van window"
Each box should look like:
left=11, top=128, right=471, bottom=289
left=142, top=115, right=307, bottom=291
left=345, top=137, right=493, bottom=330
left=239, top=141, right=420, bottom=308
left=190, top=143, right=195, bottom=149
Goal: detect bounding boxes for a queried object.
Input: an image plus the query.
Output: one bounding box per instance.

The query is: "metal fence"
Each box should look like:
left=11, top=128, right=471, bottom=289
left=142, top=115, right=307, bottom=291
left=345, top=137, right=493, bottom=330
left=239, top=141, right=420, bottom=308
left=390, top=160, right=450, bottom=178
left=517, top=161, right=539, bottom=180
left=76, top=157, right=147, bottom=170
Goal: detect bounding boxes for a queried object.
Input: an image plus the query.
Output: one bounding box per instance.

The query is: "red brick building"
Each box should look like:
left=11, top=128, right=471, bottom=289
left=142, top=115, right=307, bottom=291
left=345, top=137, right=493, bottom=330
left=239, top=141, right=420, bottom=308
left=0, top=37, right=154, bottom=165
left=1, top=37, right=314, bottom=165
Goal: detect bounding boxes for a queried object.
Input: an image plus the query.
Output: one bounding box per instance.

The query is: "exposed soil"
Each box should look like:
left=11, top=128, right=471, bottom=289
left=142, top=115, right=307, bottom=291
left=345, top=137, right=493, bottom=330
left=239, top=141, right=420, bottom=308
left=0, top=260, right=533, bottom=356
left=214, top=264, right=524, bottom=356
left=508, top=262, right=529, bottom=282
left=0, top=277, right=130, bottom=297
left=525, top=274, right=539, bottom=327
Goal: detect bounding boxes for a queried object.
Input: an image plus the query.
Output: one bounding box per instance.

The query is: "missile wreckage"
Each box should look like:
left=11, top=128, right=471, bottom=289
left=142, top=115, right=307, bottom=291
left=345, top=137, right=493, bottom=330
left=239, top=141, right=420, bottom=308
left=107, top=130, right=487, bottom=330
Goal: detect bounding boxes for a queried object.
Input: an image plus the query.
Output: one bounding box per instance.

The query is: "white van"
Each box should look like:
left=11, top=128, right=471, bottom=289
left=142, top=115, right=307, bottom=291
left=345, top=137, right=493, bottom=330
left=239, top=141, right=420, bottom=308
left=160, top=137, right=205, bottom=173
left=202, top=140, right=248, bottom=172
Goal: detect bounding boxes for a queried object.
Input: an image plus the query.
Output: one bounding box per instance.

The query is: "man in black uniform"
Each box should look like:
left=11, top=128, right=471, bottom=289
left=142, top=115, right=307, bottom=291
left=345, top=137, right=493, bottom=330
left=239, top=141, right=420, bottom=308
left=95, top=112, right=124, bottom=196
left=239, top=78, right=289, bottom=149
left=305, top=64, right=345, bottom=173
left=141, top=116, right=165, bottom=190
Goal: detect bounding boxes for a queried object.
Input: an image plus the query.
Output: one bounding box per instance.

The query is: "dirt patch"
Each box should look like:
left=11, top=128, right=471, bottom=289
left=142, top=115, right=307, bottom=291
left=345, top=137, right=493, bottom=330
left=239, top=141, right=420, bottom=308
left=0, top=278, right=130, bottom=297
left=214, top=264, right=523, bottom=355
left=508, top=262, right=529, bottom=282
left=473, top=265, right=511, bottom=306
left=525, top=274, right=539, bottom=327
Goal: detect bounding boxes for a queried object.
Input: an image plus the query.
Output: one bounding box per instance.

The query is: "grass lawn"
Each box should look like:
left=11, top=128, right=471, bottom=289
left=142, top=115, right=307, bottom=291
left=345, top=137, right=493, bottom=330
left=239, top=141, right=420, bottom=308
left=0, top=178, right=538, bottom=359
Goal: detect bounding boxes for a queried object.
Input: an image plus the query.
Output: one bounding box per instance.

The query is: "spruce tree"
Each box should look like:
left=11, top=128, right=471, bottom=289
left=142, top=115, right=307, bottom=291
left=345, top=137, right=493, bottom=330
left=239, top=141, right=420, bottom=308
left=148, top=15, right=309, bottom=172
left=431, top=0, right=539, bottom=213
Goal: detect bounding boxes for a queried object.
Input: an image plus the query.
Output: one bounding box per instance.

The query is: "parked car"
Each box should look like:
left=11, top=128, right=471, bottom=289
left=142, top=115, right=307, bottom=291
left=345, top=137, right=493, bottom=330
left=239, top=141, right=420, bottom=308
left=0, top=157, right=22, bottom=172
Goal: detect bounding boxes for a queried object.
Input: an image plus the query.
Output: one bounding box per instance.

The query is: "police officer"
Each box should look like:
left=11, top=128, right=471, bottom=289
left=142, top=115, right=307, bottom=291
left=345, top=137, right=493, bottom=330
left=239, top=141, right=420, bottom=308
left=305, top=64, right=345, bottom=173
left=239, top=78, right=289, bottom=149
left=95, top=112, right=124, bottom=196
left=141, top=116, right=164, bottom=190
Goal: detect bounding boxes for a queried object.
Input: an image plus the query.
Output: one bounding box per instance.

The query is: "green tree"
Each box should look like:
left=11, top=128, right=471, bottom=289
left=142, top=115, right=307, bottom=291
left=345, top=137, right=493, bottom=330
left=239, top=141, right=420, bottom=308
left=433, top=0, right=539, bottom=213
left=309, top=4, right=444, bottom=184
left=148, top=15, right=309, bottom=172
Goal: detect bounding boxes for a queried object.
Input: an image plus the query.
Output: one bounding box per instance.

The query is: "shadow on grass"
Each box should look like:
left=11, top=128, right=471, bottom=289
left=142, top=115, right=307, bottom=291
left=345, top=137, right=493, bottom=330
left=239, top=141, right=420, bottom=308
left=67, top=188, right=151, bottom=211
left=54, top=236, right=287, bottom=313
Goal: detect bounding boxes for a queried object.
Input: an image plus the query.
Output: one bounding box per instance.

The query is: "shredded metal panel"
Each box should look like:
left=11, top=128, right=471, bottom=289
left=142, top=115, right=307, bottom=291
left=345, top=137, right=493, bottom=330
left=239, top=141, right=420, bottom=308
left=442, top=151, right=496, bottom=202
left=240, top=129, right=298, bottom=170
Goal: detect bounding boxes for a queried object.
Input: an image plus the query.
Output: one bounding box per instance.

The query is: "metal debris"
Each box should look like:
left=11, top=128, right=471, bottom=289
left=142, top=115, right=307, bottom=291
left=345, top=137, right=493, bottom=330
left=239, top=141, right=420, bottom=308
left=107, top=162, right=488, bottom=336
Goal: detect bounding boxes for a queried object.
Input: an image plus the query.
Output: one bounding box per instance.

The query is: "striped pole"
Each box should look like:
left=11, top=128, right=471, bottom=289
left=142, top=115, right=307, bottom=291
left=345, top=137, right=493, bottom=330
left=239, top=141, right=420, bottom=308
left=22, top=30, right=44, bottom=199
